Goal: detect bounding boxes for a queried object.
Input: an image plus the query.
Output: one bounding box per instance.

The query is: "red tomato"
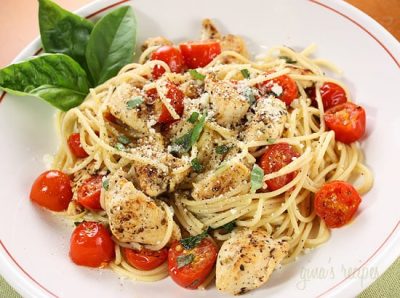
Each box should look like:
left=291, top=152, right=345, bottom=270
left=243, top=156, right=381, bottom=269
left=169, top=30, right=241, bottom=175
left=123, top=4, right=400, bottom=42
left=151, top=46, right=186, bottom=79
left=123, top=247, right=168, bottom=271
left=77, top=175, right=103, bottom=210
left=158, top=82, right=185, bottom=124
left=257, top=75, right=298, bottom=106
left=314, top=181, right=362, bottom=228
left=30, top=170, right=73, bottom=211
left=70, top=221, right=115, bottom=267
left=259, top=143, right=300, bottom=191
left=179, top=41, right=221, bottom=68
left=67, top=133, right=88, bottom=158
left=324, top=102, right=366, bottom=144
left=307, top=82, right=347, bottom=110
left=168, top=238, right=218, bottom=289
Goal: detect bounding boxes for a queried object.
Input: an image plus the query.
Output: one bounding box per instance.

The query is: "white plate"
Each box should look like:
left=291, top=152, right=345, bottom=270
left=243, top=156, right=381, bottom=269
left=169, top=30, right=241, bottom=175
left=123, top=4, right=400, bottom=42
left=1, top=0, right=399, bottom=297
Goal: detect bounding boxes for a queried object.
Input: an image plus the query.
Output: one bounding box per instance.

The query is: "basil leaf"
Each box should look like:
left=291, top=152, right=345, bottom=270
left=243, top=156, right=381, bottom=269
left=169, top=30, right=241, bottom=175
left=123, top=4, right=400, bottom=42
left=0, top=54, right=89, bottom=111
left=267, top=138, right=276, bottom=144
left=241, top=69, right=250, bottom=79
left=187, top=111, right=199, bottom=123
left=280, top=56, right=297, bottom=64
left=189, top=69, right=206, bottom=80
left=218, top=221, right=236, bottom=233
left=126, top=96, right=143, bottom=109
left=38, top=0, right=93, bottom=82
left=117, top=135, right=130, bottom=145
left=244, top=88, right=256, bottom=105
left=86, top=6, right=137, bottom=85
left=180, top=230, right=208, bottom=250
left=251, top=164, right=264, bottom=193
left=216, top=145, right=230, bottom=155
left=115, top=142, right=126, bottom=151
left=177, top=254, right=195, bottom=269
left=191, top=158, right=203, bottom=173
left=102, top=179, right=109, bottom=191
left=172, top=114, right=206, bottom=154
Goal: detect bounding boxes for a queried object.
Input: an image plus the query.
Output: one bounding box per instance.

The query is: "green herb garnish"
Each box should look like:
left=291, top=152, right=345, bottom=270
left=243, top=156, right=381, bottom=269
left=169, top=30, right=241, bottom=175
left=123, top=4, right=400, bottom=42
left=266, top=138, right=276, bottom=144
left=180, top=230, right=208, bottom=250
left=187, top=111, right=199, bottom=124
left=115, top=142, right=126, bottom=151
left=280, top=56, right=297, bottom=64
left=244, top=88, right=256, bottom=105
left=126, top=97, right=143, bottom=109
left=218, top=221, right=236, bottom=233
left=191, top=158, right=203, bottom=173
left=177, top=254, right=195, bottom=269
left=250, top=164, right=264, bottom=193
left=241, top=69, right=250, bottom=79
left=189, top=69, right=206, bottom=80
left=172, top=114, right=206, bottom=154
left=117, top=135, right=130, bottom=145
left=216, top=145, right=230, bottom=155
left=102, top=178, right=109, bottom=191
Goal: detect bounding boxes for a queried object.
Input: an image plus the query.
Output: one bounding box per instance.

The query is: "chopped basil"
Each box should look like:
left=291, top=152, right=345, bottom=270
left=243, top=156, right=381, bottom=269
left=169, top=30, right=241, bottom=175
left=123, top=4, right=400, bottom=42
left=117, top=135, right=130, bottom=145
left=241, top=68, right=250, bottom=79
left=126, top=96, right=143, bottom=109
left=244, top=88, right=256, bottom=105
left=191, top=158, right=203, bottom=173
left=180, top=230, right=208, bottom=250
left=171, top=114, right=206, bottom=154
left=102, top=178, right=109, bottom=191
left=177, top=254, right=195, bottom=269
left=218, top=221, right=236, bottom=233
left=114, top=142, right=126, bottom=151
left=216, top=144, right=230, bottom=155
left=250, top=164, right=264, bottom=193
left=266, top=138, right=276, bottom=144
left=189, top=69, right=206, bottom=80
left=280, top=56, right=297, bottom=64
left=187, top=111, right=199, bottom=124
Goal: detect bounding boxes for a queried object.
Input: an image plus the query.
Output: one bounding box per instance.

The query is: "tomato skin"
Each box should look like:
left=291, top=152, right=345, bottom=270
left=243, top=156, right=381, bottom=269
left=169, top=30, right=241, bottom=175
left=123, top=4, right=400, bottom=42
left=259, top=143, right=300, bottom=191
left=123, top=247, right=168, bottom=270
left=315, top=181, right=361, bottom=228
left=168, top=238, right=218, bottom=289
left=77, top=175, right=103, bottom=210
left=307, top=82, right=347, bottom=110
left=30, top=170, right=73, bottom=211
left=67, top=133, right=88, bottom=158
left=179, top=41, right=221, bottom=68
left=151, top=46, right=186, bottom=79
left=158, top=82, right=185, bottom=124
left=257, top=75, right=298, bottom=106
left=70, top=222, right=115, bottom=268
left=324, top=102, right=366, bottom=144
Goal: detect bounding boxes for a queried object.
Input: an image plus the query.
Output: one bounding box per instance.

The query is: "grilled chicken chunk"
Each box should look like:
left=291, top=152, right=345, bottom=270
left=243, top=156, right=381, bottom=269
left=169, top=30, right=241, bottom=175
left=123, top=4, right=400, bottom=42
left=104, top=171, right=181, bottom=245
left=205, top=75, right=250, bottom=127
left=242, top=96, right=287, bottom=144
left=192, top=159, right=251, bottom=200
left=216, top=229, right=289, bottom=295
left=141, top=36, right=173, bottom=52
left=108, top=82, right=152, bottom=133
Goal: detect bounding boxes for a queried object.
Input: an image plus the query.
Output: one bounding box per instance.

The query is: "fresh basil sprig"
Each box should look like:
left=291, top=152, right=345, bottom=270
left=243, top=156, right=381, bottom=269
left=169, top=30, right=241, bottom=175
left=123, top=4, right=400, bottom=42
left=0, top=54, right=89, bottom=111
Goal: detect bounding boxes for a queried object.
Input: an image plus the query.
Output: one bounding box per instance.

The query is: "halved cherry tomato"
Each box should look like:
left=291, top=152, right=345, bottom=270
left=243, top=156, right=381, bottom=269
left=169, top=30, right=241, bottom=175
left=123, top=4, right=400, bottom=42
left=307, top=82, right=347, bottom=110
left=67, top=133, right=88, bottom=158
left=179, top=41, right=221, bottom=68
left=314, top=181, right=362, bottom=228
left=324, top=102, right=366, bottom=144
left=168, top=237, right=218, bottom=289
left=257, top=75, right=298, bottom=106
left=77, top=175, right=103, bottom=210
left=158, top=82, right=185, bottom=124
left=70, top=221, right=115, bottom=267
left=30, top=170, right=73, bottom=211
left=259, top=143, right=300, bottom=191
left=123, top=247, right=168, bottom=271
left=151, top=45, right=186, bottom=79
